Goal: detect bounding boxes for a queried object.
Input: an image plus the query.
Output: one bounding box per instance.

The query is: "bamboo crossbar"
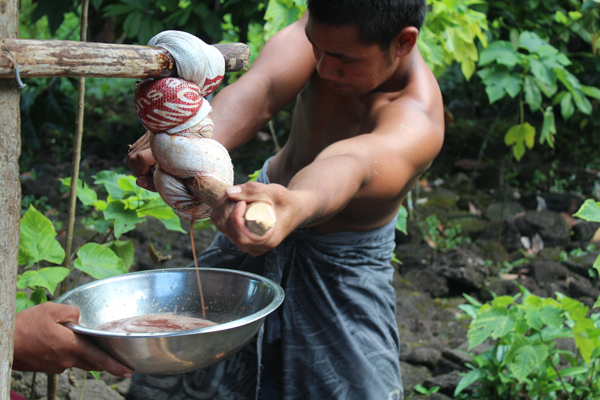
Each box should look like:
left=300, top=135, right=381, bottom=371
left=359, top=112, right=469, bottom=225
left=0, top=39, right=250, bottom=79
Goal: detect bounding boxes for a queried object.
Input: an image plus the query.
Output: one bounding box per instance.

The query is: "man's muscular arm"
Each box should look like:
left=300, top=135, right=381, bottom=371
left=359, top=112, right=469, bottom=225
left=212, top=102, right=444, bottom=256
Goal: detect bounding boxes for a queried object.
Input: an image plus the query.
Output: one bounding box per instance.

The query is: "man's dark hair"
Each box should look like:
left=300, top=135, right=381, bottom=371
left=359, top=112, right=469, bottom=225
left=306, top=0, right=427, bottom=50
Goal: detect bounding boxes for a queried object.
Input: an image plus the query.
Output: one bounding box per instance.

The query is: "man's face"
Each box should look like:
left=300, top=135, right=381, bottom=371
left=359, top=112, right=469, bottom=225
left=305, top=18, right=395, bottom=96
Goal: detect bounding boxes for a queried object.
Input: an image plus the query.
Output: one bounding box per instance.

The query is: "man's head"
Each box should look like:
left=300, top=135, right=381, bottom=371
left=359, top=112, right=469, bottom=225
left=306, top=0, right=427, bottom=51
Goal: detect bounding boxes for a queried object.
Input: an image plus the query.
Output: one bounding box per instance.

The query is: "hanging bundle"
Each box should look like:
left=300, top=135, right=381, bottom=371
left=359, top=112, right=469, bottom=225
left=134, top=31, right=233, bottom=221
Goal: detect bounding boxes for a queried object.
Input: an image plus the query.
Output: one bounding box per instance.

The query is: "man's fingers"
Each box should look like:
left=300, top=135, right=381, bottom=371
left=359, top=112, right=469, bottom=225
left=136, top=176, right=157, bottom=192
left=76, top=337, right=133, bottom=378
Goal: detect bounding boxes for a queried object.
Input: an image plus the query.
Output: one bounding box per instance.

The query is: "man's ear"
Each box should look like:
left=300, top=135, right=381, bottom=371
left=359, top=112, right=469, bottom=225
left=393, top=27, right=419, bottom=58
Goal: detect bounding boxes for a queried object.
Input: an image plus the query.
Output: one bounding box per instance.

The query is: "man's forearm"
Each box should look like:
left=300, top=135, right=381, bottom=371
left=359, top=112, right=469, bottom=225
left=288, top=154, right=368, bottom=228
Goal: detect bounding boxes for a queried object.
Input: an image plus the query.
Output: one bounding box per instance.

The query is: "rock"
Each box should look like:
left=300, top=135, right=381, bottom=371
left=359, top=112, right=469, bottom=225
left=483, top=202, right=526, bottom=222
left=479, top=241, right=510, bottom=264
left=430, top=394, right=454, bottom=400
left=572, top=221, right=600, bottom=242
left=482, top=277, right=544, bottom=301
left=68, top=378, right=124, bottom=400
left=429, top=248, right=490, bottom=294
left=568, top=277, right=600, bottom=300
left=114, top=378, right=132, bottom=397
left=402, top=347, right=442, bottom=369
left=433, top=357, right=467, bottom=376
left=530, top=260, right=571, bottom=287
left=520, top=192, right=584, bottom=214
left=399, top=361, right=432, bottom=394
left=419, top=188, right=460, bottom=211
left=562, top=250, right=600, bottom=278
left=476, top=220, right=522, bottom=252
left=456, top=340, right=493, bottom=356
left=515, top=210, right=571, bottom=247
left=404, top=268, right=449, bottom=298
left=423, top=370, right=462, bottom=397
left=454, top=217, right=488, bottom=241
left=394, top=244, right=435, bottom=274
left=442, top=348, right=473, bottom=367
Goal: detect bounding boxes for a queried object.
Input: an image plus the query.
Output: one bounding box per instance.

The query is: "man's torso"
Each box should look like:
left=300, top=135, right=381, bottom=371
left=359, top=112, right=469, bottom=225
left=267, top=53, right=443, bottom=234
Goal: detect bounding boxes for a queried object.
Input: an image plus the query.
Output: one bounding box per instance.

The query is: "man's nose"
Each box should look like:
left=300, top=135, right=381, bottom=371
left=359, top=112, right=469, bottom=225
left=316, top=55, right=341, bottom=81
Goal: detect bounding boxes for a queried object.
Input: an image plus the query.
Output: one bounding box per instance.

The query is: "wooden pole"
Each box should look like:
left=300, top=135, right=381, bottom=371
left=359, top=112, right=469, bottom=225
left=0, top=39, right=250, bottom=78
left=0, top=0, right=20, bottom=398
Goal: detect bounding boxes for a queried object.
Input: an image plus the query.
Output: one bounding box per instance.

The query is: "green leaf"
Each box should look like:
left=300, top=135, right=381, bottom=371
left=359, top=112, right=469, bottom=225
left=573, top=321, right=595, bottom=363
left=32, top=0, right=75, bottom=34
left=19, top=206, right=65, bottom=266
left=509, top=343, right=549, bottom=382
left=105, top=241, right=135, bottom=270
left=61, top=177, right=98, bottom=206
left=558, top=366, right=589, bottom=378
left=159, top=215, right=185, bottom=233
left=560, top=92, right=575, bottom=120
left=468, top=306, right=517, bottom=348
left=16, top=292, right=34, bottom=313
left=581, top=85, right=600, bottom=100
left=94, top=171, right=128, bottom=200
left=74, top=243, right=128, bottom=280
left=524, top=76, right=542, bottom=112
left=505, top=123, right=536, bottom=161
left=103, top=201, right=144, bottom=239
left=529, top=58, right=553, bottom=87
left=478, top=41, right=519, bottom=67
left=540, top=107, right=556, bottom=148
left=263, top=0, right=306, bottom=40
left=395, top=205, right=408, bottom=234
left=593, top=255, right=600, bottom=278
left=572, top=90, right=593, bottom=115
left=525, top=306, right=544, bottom=331
left=455, top=369, right=484, bottom=395
left=136, top=197, right=177, bottom=219
left=539, top=305, right=563, bottom=328
left=519, top=31, right=549, bottom=53
left=535, top=76, right=558, bottom=98
left=555, top=11, right=569, bottom=25
left=89, top=371, right=102, bottom=381
left=17, top=267, right=70, bottom=294
left=478, top=67, right=522, bottom=104
left=574, top=199, right=600, bottom=223
left=118, top=176, right=138, bottom=194
left=123, top=11, right=144, bottom=38
left=91, top=217, right=112, bottom=235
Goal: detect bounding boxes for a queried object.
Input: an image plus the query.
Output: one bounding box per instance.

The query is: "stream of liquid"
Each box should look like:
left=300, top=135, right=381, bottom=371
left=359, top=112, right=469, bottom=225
left=95, top=221, right=212, bottom=333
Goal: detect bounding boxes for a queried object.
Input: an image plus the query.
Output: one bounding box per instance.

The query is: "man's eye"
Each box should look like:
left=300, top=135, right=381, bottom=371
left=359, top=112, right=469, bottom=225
left=340, top=58, right=354, bottom=64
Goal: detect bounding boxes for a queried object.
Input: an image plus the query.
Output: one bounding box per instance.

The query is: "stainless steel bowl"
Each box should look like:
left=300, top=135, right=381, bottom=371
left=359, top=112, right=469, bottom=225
left=55, top=268, right=284, bottom=374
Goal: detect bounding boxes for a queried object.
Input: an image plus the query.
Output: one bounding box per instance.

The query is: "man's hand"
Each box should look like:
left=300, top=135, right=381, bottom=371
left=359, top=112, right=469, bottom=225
left=13, top=303, right=133, bottom=377
left=211, top=182, right=303, bottom=256
left=128, top=131, right=157, bottom=192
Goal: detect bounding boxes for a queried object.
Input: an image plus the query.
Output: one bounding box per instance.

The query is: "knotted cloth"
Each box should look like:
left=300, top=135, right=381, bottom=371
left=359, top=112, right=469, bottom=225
left=135, top=31, right=234, bottom=221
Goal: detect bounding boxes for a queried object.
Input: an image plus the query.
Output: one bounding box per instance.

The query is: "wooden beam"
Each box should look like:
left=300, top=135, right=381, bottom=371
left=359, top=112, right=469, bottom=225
left=0, top=39, right=250, bottom=79
left=0, top=0, right=20, bottom=398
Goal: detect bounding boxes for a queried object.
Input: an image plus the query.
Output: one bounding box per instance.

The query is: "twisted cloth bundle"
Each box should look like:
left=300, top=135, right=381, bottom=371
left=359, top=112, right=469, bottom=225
left=135, top=31, right=233, bottom=221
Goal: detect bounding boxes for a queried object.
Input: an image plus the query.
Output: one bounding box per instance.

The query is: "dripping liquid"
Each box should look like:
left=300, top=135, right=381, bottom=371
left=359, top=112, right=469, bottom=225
left=191, top=219, right=207, bottom=319
left=95, top=221, right=212, bottom=333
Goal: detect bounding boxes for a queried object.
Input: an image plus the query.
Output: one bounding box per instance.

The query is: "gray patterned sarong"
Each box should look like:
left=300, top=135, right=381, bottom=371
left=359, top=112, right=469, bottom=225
left=127, top=158, right=403, bottom=400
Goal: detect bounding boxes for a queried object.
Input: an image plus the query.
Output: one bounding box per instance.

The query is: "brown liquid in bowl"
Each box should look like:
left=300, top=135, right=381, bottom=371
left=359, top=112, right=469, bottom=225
left=96, top=314, right=218, bottom=333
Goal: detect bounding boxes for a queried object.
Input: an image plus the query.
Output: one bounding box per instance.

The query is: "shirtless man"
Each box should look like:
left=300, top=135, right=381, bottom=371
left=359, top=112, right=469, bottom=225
left=128, top=0, right=443, bottom=398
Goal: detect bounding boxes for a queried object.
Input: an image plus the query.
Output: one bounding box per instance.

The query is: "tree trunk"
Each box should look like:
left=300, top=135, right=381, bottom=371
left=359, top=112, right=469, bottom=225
left=0, top=0, right=21, bottom=397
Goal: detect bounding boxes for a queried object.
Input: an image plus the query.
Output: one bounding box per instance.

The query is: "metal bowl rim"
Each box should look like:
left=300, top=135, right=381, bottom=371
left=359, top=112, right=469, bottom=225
left=55, top=267, right=284, bottom=339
